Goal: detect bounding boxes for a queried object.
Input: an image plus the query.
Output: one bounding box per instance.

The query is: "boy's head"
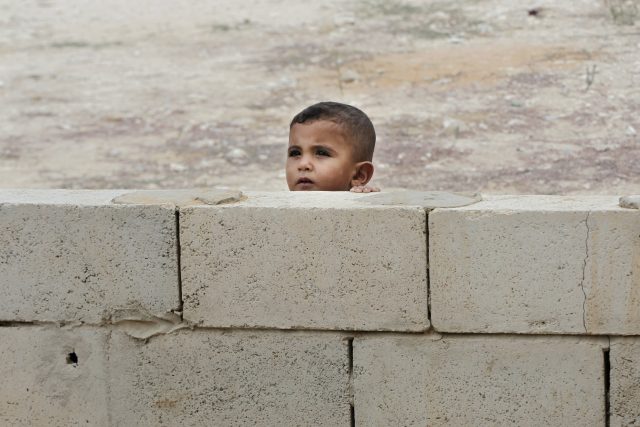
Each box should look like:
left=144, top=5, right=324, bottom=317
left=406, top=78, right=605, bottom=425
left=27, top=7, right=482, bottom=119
left=286, top=101, right=376, bottom=191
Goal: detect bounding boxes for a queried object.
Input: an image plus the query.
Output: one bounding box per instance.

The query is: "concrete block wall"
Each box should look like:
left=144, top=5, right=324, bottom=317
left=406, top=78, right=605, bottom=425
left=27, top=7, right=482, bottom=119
left=1, top=189, right=638, bottom=426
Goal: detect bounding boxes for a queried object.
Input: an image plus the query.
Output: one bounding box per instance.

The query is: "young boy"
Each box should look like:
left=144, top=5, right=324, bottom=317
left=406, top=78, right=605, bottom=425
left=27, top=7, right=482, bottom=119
left=286, top=101, right=380, bottom=192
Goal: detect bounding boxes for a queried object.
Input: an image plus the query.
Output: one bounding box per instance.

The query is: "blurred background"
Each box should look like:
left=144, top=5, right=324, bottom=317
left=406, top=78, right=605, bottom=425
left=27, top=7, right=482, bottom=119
left=1, top=0, right=638, bottom=194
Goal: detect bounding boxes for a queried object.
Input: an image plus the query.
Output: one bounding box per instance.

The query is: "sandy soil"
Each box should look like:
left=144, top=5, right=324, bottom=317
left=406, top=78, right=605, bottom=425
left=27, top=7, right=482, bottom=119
left=1, top=0, right=638, bottom=194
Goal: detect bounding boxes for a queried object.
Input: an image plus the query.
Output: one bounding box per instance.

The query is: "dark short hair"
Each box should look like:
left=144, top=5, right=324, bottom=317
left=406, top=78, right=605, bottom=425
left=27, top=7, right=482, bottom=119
left=290, top=101, right=376, bottom=162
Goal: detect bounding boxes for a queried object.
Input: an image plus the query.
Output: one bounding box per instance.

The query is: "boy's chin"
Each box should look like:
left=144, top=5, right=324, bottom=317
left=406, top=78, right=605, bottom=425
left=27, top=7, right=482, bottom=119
left=291, top=185, right=352, bottom=192
left=288, top=179, right=352, bottom=191
left=294, top=182, right=316, bottom=191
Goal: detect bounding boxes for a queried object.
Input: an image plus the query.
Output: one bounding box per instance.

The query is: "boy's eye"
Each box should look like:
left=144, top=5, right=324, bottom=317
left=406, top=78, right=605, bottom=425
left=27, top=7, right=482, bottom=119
left=315, top=148, right=330, bottom=157
left=288, top=148, right=301, bottom=157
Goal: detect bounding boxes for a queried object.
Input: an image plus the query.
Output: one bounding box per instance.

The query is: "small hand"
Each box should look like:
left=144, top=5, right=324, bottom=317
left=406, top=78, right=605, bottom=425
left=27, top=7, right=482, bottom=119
left=350, top=185, right=380, bottom=193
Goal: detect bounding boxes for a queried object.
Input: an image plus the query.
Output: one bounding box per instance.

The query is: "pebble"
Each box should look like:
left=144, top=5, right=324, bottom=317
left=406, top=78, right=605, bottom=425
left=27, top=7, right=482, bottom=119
left=225, top=147, right=250, bottom=165
left=626, top=125, right=637, bottom=136
left=430, top=12, right=450, bottom=21
left=340, top=69, right=360, bottom=83
left=333, top=15, right=355, bottom=26
left=442, top=117, right=469, bottom=135
left=507, top=118, right=526, bottom=127
left=191, top=139, right=215, bottom=148
left=169, top=163, right=187, bottom=172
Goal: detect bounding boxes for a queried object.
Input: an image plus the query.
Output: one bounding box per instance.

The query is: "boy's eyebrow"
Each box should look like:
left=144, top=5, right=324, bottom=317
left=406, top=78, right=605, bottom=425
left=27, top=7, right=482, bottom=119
left=310, top=143, right=337, bottom=153
left=287, top=144, right=337, bottom=154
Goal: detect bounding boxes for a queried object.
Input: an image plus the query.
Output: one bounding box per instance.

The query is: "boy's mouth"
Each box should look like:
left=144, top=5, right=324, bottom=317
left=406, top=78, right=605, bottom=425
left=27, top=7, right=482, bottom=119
left=297, top=177, right=314, bottom=185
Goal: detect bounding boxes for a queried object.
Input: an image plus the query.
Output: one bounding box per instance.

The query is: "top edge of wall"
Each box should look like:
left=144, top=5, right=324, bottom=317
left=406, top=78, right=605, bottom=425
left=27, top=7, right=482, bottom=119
left=0, top=189, right=633, bottom=211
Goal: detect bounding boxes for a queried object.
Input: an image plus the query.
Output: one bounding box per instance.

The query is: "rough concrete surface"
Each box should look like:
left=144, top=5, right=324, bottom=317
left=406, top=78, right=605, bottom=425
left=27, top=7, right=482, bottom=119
left=180, top=192, right=428, bottom=330
left=353, top=334, right=607, bottom=426
left=1, top=1, right=638, bottom=194
left=0, top=192, right=179, bottom=323
left=610, top=337, right=640, bottom=427
left=356, top=189, right=481, bottom=208
left=0, top=326, right=109, bottom=427
left=107, top=329, right=350, bottom=426
left=429, top=195, right=638, bottom=334
left=583, top=210, right=640, bottom=334
left=0, top=188, right=129, bottom=205
left=111, top=188, right=243, bottom=207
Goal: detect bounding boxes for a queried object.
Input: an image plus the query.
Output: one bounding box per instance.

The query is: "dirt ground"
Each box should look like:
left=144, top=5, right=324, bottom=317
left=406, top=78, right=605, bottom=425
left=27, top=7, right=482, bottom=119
left=1, top=0, right=638, bottom=195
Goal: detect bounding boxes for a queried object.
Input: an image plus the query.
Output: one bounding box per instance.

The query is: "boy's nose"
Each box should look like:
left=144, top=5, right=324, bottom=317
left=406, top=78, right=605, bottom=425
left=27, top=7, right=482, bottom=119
left=298, top=157, right=313, bottom=171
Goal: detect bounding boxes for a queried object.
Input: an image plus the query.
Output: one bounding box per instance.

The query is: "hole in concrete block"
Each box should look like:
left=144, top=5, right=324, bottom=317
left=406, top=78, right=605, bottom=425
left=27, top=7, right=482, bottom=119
left=350, top=403, right=355, bottom=427
left=604, top=348, right=610, bottom=427
left=66, top=351, right=78, bottom=366
left=347, top=337, right=354, bottom=374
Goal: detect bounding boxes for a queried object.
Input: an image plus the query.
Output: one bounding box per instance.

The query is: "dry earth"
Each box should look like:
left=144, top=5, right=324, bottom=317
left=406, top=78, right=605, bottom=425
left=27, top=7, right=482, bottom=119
left=1, top=0, right=639, bottom=194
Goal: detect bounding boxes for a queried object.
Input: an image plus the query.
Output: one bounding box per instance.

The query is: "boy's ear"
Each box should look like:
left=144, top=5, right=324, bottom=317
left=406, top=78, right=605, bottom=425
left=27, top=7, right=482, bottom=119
left=350, top=161, right=374, bottom=187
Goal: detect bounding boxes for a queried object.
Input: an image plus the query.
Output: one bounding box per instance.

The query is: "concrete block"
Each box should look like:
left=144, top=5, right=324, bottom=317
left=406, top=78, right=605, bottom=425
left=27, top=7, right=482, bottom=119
left=430, top=195, right=639, bottom=334
left=610, top=337, right=640, bottom=427
left=181, top=191, right=428, bottom=331
left=583, top=210, right=640, bottom=334
left=354, top=334, right=606, bottom=426
left=0, top=190, right=179, bottom=323
left=107, top=329, right=350, bottom=426
left=0, top=326, right=109, bottom=426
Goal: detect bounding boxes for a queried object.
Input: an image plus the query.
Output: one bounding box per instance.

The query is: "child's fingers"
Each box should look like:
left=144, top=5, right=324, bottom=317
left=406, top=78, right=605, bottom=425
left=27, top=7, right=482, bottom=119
left=351, top=185, right=380, bottom=193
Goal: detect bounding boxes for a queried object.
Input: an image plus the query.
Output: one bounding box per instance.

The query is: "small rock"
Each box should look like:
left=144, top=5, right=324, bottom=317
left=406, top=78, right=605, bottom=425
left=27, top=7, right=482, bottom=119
left=333, top=15, right=356, bottom=25
left=430, top=11, right=450, bottom=21
left=620, top=195, right=640, bottom=209
left=475, top=23, right=493, bottom=34
left=340, top=69, right=360, bottom=83
left=225, top=148, right=250, bottom=165
left=507, top=118, right=526, bottom=127
left=169, top=163, right=187, bottom=172
left=442, top=117, right=469, bottom=136
left=191, top=139, right=215, bottom=148
left=626, top=125, right=637, bottom=136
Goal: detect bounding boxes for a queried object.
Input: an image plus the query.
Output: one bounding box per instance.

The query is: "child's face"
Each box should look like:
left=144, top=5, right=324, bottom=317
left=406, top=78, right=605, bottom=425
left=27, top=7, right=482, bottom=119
left=286, top=120, right=358, bottom=191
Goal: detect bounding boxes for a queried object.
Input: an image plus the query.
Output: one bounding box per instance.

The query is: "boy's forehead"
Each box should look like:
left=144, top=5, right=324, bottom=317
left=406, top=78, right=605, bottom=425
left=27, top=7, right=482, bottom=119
left=289, top=120, right=350, bottom=144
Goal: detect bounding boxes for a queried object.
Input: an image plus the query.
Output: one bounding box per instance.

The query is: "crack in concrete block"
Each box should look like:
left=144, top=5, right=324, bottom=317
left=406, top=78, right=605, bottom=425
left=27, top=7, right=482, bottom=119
left=580, top=211, right=591, bottom=333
